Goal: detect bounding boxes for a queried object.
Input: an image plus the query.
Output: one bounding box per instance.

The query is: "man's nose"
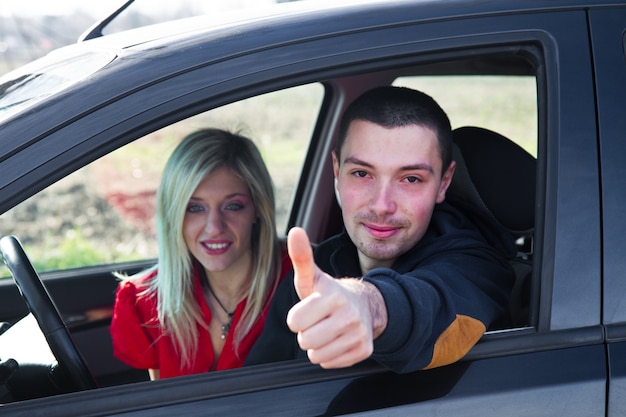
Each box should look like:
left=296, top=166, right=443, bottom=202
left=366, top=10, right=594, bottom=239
left=369, top=181, right=396, bottom=214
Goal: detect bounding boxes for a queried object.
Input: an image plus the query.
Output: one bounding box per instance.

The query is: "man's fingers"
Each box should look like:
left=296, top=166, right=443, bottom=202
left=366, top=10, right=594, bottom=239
left=288, top=227, right=317, bottom=300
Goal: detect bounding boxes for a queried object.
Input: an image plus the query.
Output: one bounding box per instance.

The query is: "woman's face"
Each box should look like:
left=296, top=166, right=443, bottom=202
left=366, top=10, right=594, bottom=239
left=183, top=165, right=257, bottom=278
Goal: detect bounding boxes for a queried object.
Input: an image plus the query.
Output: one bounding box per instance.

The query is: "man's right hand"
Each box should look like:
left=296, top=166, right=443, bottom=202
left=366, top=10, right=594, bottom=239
left=286, top=227, right=387, bottom=369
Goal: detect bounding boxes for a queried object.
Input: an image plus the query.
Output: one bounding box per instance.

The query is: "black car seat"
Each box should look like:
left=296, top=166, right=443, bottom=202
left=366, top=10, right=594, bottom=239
left=447, top=126, right=536, bottom=327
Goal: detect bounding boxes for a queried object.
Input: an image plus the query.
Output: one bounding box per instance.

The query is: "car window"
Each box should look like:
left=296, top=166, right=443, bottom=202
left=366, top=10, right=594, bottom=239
left=393, top=75, right=537, bottom=156
left=0, top=83, right=323, bottom=276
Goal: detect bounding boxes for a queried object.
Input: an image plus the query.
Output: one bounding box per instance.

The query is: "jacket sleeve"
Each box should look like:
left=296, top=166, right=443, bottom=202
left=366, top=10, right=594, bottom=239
left=365, top=238, right=514, bottom=374
left=110, top=281, right=159, bottom=370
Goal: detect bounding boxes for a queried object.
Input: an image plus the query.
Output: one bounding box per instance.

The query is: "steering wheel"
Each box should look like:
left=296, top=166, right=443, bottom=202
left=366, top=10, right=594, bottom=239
left=0, top=235, right=97, bottom=391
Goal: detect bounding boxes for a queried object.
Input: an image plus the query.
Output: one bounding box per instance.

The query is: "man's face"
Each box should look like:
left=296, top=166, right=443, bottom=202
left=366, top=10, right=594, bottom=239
left=332, top=120, right=455, bottom=273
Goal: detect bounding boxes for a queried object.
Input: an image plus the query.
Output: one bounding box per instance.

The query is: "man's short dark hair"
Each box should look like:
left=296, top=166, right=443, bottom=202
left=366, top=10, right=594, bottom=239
left=336, top=86, right=453, bottom=174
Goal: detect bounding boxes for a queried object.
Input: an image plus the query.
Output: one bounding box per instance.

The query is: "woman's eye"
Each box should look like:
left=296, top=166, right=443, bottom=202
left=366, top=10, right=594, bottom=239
left=186, top=204, right=205, bottom=213
left=225, top=202, right=244, bottom=211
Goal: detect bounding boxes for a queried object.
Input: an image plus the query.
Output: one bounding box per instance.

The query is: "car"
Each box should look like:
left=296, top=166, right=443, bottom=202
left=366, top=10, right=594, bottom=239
left=0, top=0, right=625, bottom=415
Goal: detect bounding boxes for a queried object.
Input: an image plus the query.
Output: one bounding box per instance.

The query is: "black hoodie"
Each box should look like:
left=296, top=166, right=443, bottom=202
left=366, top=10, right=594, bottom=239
left=246, top=200, right=516, bottom=373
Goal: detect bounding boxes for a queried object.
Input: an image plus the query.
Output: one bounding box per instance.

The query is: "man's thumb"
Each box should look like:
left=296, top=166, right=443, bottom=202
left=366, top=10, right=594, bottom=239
left=288, top=227, right=317, bottom=300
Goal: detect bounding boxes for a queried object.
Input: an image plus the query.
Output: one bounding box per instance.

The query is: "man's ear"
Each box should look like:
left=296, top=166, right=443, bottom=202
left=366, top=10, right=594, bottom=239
left=332, top=151, right=341, bottom=208
left=436, top=160, right=456, bottom=204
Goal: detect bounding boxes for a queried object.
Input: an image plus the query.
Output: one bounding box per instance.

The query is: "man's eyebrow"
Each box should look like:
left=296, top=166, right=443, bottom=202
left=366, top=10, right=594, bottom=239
left=402, top=163, right=435, bottom=174
left=343, top=157, right=434, bottom=174
left=343, top=156, right=374, bottom=168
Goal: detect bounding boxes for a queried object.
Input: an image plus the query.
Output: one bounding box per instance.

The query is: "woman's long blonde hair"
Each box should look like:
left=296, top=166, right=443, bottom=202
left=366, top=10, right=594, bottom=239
left=130, top=128, right=281, bottom=369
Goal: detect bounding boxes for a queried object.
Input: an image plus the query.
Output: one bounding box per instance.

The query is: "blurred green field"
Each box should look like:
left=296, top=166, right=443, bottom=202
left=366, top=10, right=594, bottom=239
left=395, top=76, right=537, bottom=156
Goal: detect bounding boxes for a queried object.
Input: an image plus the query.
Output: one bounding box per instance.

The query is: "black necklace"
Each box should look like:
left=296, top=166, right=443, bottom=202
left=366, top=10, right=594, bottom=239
left=203, top=275, right=235, bottom=340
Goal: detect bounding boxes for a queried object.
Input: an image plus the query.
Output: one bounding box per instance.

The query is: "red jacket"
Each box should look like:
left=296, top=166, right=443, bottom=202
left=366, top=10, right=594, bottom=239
left=111, top=250, right=290, bottom=378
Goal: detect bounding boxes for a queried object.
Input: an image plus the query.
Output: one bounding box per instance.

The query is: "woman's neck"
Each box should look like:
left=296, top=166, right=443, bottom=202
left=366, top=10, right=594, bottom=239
left=201, top=256, right=252, bottom=307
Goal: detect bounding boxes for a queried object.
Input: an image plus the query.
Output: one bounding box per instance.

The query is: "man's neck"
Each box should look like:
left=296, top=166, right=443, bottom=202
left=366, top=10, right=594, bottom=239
left=358, top=254, right=395, bottom=275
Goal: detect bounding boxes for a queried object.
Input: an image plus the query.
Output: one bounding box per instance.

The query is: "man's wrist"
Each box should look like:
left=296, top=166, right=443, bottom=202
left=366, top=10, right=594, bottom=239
left=340, top=278, right=388, bottom=339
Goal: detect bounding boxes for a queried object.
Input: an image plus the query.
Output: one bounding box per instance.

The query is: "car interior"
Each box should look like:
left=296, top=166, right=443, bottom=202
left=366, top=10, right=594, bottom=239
left=448, top=126, right=536, bottom=327
left=0, top=46, right=539, bottom=402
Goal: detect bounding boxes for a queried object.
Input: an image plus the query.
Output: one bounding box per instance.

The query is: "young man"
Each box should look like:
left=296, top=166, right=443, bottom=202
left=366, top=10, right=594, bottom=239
left=246, top=86, right=516, bottom=373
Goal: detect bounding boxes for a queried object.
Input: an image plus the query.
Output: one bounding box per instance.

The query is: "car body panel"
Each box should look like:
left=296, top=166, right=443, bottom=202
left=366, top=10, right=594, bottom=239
left=3, top=344, right=607, bottom=417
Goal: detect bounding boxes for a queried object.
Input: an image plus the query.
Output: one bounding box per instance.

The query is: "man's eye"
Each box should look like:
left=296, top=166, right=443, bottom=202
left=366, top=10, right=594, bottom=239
left=404, top=176, right=421, bottom=184
left=353, top=170, right=368, bottom=178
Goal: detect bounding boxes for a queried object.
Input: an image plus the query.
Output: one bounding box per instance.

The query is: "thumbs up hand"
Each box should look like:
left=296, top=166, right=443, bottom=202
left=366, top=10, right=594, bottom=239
left=286, top=227, right=387, bottom=368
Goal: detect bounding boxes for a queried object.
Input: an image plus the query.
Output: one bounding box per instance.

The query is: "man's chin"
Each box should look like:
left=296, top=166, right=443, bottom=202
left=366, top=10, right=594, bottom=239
left=358, top=242, right=401, bottom=264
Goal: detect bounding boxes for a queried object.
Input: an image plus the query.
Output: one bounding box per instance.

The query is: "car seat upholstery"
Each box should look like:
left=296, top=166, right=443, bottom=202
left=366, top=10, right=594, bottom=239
left=447, top=126, right=536, bottom=327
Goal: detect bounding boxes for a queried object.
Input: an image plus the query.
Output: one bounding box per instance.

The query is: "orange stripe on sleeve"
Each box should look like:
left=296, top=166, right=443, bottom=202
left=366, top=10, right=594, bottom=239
left=424, top=314, right=486, bottom=370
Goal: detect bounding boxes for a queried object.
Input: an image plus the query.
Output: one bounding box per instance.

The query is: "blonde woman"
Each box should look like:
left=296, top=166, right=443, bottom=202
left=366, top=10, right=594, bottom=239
left=111, top=129, right=290, bottom=379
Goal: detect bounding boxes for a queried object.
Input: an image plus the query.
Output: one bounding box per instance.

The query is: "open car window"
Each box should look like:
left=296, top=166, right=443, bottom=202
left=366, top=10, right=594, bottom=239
left=0, top=55, right=539, bottom=333
left=0, top=83, right=323, bottom=276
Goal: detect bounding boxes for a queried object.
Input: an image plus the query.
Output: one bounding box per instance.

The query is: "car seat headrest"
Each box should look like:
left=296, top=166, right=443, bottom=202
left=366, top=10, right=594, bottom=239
left=448, top=126, right=536, bottom=235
